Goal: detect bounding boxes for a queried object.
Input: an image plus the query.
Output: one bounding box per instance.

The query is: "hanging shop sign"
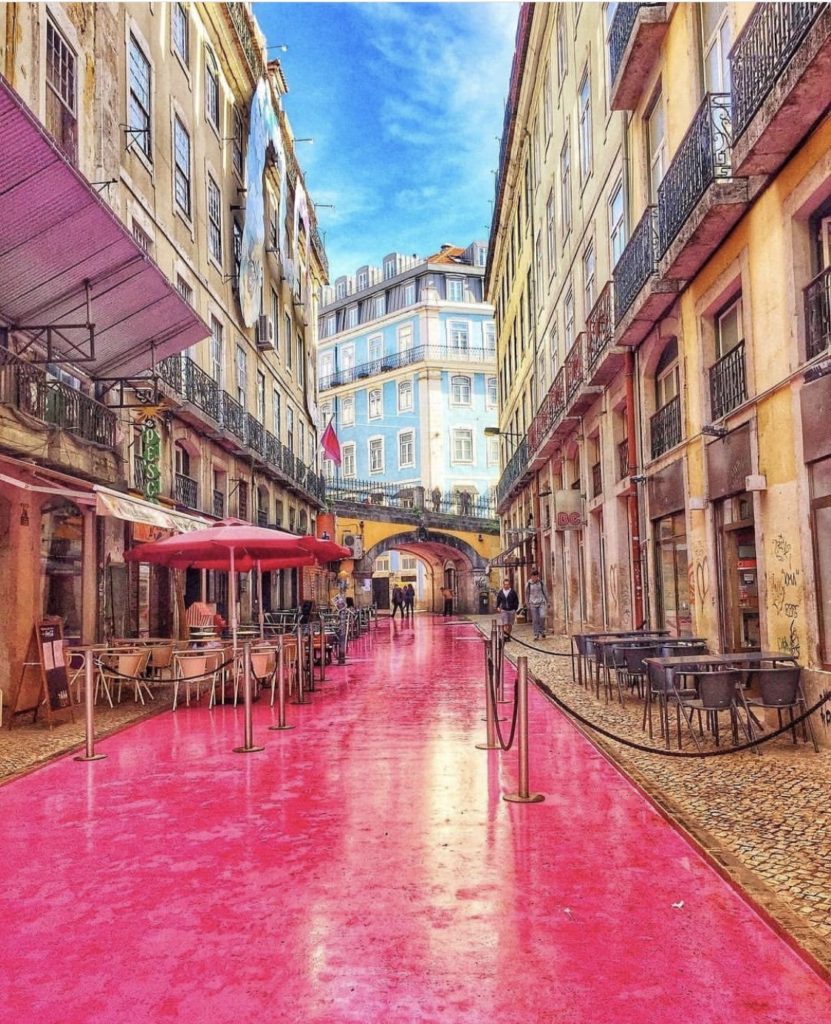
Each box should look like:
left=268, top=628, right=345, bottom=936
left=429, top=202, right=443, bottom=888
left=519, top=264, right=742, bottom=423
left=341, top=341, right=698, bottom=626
left=554, top=490, right=585, bottom=530
left=141, top=417, right=161, bottom=502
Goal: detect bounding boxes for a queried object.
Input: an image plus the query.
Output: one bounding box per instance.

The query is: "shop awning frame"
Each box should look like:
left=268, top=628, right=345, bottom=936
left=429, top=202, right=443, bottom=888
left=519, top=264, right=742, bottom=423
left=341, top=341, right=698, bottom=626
left=94, top=487, right=210, bottom=533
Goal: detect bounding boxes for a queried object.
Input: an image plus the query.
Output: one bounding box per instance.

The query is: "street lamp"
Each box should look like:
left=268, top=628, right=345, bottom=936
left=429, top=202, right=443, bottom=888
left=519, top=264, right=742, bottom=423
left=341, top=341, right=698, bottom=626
left=484, top=426, right=524, bottom=439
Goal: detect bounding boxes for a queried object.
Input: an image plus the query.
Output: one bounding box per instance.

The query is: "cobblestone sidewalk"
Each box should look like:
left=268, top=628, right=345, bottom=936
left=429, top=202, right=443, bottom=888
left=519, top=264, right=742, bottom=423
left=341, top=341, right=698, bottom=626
left=470, top=617, right=831, bottom=974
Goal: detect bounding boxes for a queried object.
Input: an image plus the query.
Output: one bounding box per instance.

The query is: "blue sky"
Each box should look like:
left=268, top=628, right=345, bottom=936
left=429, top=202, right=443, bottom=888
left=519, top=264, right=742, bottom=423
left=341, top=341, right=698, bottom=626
left=254, top=2, right=519, bottom=281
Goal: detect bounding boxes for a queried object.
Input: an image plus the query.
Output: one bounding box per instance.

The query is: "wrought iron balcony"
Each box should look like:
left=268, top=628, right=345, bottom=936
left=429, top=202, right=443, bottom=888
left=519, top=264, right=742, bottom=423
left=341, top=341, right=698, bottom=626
left=658, top=93, right=734, bottom=257
left=709, top=341, right=747, bottom=421
left=730, top=3, right=823, bottom=141
left=222, top=391, right=246, bottom=443
left=319, top=345, right=492, bottom=391
left=614, top=207, right=659, bottom=322
left=134, top=454, right=147, bottom=492
left=213, top=489, right=225, bottom=518
left=528, top=368, right=565, bottom=455
left=183, top=358, right=220, bottom=421
left=608, top=3, right=668, bottom=110
left=564, top=334, right=585, bottom=403
left=617, top=439, right=630, bottom=481
left=650, top=395, right=682, bottom=460
left=496, top=438, right=529, bottom=509
left=175, top=473, right=198, bottom=509
left=246, top=414, right=266, bottom=458
left=591, top=462, right=603, bottom=499
left=586, top=283, right=615, bottom=374
left=0, top=348, right=116, bottom=449
left=805, top=266, right=831, bottom=361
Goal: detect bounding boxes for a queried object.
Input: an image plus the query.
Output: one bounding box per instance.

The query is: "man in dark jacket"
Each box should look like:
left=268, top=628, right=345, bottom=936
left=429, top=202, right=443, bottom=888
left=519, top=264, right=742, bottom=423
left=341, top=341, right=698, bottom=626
left=391, top=584, right=405, bottom=619
left=495, top=577, right=519, bottom=641
left=403, top=583, right=415, bottom=617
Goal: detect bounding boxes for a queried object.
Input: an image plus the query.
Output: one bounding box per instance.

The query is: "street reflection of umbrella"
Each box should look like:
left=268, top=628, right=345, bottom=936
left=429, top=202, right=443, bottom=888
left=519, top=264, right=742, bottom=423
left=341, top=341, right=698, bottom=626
left=125, top=519, right=350, bottom=645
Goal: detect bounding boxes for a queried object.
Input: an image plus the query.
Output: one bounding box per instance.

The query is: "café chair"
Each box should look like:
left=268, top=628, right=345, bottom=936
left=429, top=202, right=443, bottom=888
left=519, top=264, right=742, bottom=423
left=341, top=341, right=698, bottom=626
left=677, top=670, right=756, bottom=752
left=97, top=649, right=152, bottom=707
left=172, top=652, right=211, bottom=711
left=746, top=667, right=819, bottom=752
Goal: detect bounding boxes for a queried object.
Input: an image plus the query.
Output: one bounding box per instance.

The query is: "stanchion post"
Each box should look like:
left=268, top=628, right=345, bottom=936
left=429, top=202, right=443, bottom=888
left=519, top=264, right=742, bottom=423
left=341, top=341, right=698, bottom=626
left=476, top=636, right=499, bottom=750
left=74, top=650, right=106, bottom=762
left=504, top=657, right=544, bottom=803
left=269, top=636, right=294, bottom=732
left=234, top=641, right=264, bottom=753
left=319, top=622, right=326, bottom=683
left=293, top=624, right=310, bottom=704
left=306, top=624, right=315, bottom=692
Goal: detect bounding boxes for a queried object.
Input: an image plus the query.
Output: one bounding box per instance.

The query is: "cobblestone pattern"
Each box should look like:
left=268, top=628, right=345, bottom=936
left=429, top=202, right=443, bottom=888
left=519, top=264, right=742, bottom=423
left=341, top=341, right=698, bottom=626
left=471, top=618, right=831, bottom=974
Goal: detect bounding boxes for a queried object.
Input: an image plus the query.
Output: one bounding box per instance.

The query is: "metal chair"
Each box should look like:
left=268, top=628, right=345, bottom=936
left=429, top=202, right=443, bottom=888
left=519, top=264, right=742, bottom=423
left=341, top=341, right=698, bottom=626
left=172, top=652, right=210, bottom=711
left=746, top=667, right=819, bottom=752
left=642, top=648, right=694, bottom=743
left=677, top=670, right=756, bottom=751
left=97, top=649, right=152, bottom=706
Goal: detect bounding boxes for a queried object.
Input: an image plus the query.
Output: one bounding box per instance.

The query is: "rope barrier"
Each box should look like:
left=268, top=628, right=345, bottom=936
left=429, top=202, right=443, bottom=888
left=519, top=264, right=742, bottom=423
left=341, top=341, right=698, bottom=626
left=94, top=655, right=238, bottom=685
left=487, top=654, right=519, bottom=751
left=532, top=676, right=831, bottom=757
left=506, top=635, right=574, bottom=657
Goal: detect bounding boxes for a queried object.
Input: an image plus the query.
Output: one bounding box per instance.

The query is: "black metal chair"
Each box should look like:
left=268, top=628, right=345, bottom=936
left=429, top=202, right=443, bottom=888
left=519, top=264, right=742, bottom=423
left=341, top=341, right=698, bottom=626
left=642, top=650, right=697, bottom=744
left=677, top=670, right=757, bottom=752
left=745, top=667, right=819, bottom=752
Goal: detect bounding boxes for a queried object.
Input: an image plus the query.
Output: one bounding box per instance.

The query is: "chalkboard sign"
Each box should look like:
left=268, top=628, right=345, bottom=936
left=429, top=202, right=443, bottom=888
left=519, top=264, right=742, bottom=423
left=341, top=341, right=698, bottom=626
left=9, top=617, right=74, bottom=728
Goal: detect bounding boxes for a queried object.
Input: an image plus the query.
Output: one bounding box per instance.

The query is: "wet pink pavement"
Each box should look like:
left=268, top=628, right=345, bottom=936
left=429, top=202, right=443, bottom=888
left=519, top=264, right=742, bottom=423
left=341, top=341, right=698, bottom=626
left=1, top=618, right=830, bottom=1024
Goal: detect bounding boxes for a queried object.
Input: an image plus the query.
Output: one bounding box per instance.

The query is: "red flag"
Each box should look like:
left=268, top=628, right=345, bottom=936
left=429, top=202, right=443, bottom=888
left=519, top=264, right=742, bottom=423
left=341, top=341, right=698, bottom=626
left=320, top=419, right=342, bottom=466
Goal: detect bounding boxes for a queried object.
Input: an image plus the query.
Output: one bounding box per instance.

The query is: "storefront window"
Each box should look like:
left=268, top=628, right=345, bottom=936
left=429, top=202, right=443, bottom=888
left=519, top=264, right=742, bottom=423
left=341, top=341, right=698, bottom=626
left=810, top=456, right=831, bottom=665
left=655, top=512, right=691, bottom=636
left=40, top=499, right=83, bottom=639
left=715, top=492, right=759, bottom=651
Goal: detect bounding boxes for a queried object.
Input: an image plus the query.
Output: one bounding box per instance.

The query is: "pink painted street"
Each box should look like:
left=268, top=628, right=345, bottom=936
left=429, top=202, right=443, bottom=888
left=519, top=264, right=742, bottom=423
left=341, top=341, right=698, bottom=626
left=1, top=617, right=830, bottom=1024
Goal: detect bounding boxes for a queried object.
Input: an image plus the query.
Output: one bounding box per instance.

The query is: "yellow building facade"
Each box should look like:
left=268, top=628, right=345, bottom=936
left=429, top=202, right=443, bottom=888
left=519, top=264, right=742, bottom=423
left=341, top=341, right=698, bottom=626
left=489, top=2, right=831, bottom=713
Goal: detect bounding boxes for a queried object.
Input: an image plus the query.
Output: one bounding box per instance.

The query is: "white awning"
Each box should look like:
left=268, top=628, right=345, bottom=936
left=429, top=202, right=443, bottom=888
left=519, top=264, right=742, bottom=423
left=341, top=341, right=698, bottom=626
left=94, top=487, right=210, bottom=533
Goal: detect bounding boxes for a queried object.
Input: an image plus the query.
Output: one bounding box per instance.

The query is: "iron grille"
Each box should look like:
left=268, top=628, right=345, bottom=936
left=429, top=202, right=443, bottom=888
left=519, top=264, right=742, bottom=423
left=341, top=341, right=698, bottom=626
left=709, top=341, right=747, bottom=420
left=650, top=395, right=682, bottom=459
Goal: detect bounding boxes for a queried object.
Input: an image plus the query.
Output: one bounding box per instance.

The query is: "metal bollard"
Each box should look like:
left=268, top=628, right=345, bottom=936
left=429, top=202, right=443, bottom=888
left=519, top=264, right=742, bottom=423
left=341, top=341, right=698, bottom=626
left=306, top=624, right=316, bottom=692
left=234, top=642, right=264, bottom=753
left=319, top=622, right=326, bottom=684
left=504, top=657, right=544, bottom=803
left=293, top=625, right=310, bottom=704
left=476, top=636, right=499, bottom=750
left=493, top=622, right=510, bottom=704
left=74, top=650, right=106, bottom=762
left=268, top=636, right=294, bottom=732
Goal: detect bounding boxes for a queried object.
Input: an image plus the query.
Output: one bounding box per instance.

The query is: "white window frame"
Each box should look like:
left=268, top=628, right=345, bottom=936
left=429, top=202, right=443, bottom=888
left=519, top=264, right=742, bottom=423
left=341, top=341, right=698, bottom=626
left=272, top=387, right=281, bottom=438
left=583, top=241, right=596, bottom=315
left=368, top=334, right=383, bottom=363
left=173, top=114, right=191, bottom=219
left=556, top=8, right=568, bottom=84
left=546, top=190, right=556, bottom=276
left=578, top=68, right=592, bottom=182
left=368, top=387, right=383, bottom=420
left=398, top=429, right=415, bottom=469
left=207, top=174, right=222, bottom=266
left=609, top=179, right=626, bottom=266
left=543, top=64, right=553, bottom=144
left=342, top=443, right=357, bottom=478
left=346, top=305, right=359, bottom=329
left=448, top=320, right=470, bottom=352
left=325, top=313, right=336, bottom=338
left=452, top=428, right=474, bottom=464
left=319, top=352, right=334, bottom=381
left=451, top=374, right=472, bottom=406
left=128, top=33, right=152, bottom=161
left=487, top=437, right=499, bottom=466
left=398, top=324, right=413, bottom=353
left=404, top=281, right=416, bottom=305
left=357, top=270, right=368, bottom=291
left=486, top=376, right=498, bottom=408
left=235, top=343, right=247, bottom=408
left=484, top=322, right=496, bottom=352
left=205, top=48, right=220, bottom=132
left=210, top=316, right=223, bottom=384
left=398, top=379, right=413, bottom=412
left=172, top=2, right=189, bottom=67
left=341, top=395, right=355, bottom=426
left=447, top=277, right=464, bottom=302
left=560, top=134, right=572, bottom=234
left=368, top=436, right=385, bottom=475
left=647, top=90, right=667, bottom=206
left=256, top=371, right=265, bottom=422
left=374, top=293, right=386, bottom=318
left=565, top=288, right=575, bottom=347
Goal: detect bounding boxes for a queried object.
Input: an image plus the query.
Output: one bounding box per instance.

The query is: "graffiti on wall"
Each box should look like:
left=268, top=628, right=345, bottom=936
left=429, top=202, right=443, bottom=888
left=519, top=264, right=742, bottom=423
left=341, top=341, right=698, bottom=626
left=608, top=564, right=632, bottom=627
left=768, top=532, right=802, bottom=660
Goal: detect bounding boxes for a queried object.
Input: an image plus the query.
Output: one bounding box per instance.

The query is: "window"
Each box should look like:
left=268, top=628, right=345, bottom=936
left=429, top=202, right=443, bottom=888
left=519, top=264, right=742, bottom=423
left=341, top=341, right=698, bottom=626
left=375, top=294, right=386, bottom=318
left=609, top=180, right=626, bottom=266
left=205, top=50, right=220, bottom=130
left=286, top=406, right=294, bottom=451
left=543, top=65, right=553, bottom=143
left=550, top=321, right=560, bottom=377
left=487, top=377, right=498, bottom=407
left=398, top=325, right=413, bottom=353
left=369, top=438, right=384, bottom=474
left=565, top=288, right=575, bottom=347
left=340, top=345, right=354, bottom=377
left=655, top=338, right=680, bottom=408
left=398, top=379, right=413, bottom=411
left=583, top=242, right=596, bottom=314
left=46, top=18, right=77, bottom=162
left=404, top=281, right=416, bottom=305
left=451, top=375, right=472, bottom=405
left=207, top=176, right=222, bottom=264
left=701, top=2, right=731, bottom=93
left=647, top=91, right=667, bottom=206
left=176, top=275, right=193, bottom=305
left=285, top=314, right=293, bottom=368
left=368, top=388, right=382, bottom=419
left=604, top=3, right=619, bottom=94
left=232, top=219, right=242, bottom=285
left=560, top=135, right=572, bottom=234
left=271, top=290, right=280, bottom=352
left=369, top=335, right=383, bottom=363
left=810, top=457, right=831, bottom=663
left=452, top=429, right=473, bottom=463
left=298, top=422, right=305, bottom=464
left=346, top=305, right=358, bottom=329
left=232, top=107, right=244, bottom=177
left=341, top=396, right=355, bottom=426
left=532, top=120, right=541, bottom=187
left=546, top=190, right=556, bottom=275
left=484, top=322, right=496, bottom=352
left=172, top=2, right=189, bottom=65
left=384, top=257, right=397, bottom=280
left=399, top=431, right=415, bottom=468
left=556, top=8, right=568, bottom=84
left=272, top=388, right=281, bottom=438
left=132, top=221, right=152, bottom=253
left=715, top=296, right=743, bottom=359
left=324, top=313, right=336, bottom=339
left=447, top=278, right=464, bottom=302
left=335, top=280, right=347, bottom=300
left=210, top=317, right=223, bottom=383
left=448, top=321, right=470, bottom=352
left=173, top=115, right=191, bottom=217
left=297, top=334, right=305, bottom=387
left=342, top=444, right=356, bottom=478
left=128, top=35, right=151, bottom=160
left=256, top=371, right=265, bottom=421
left=487, top=438, right=499, bottom=466
left=578, top=70, right=592, bottom=181
left=235, top=344, right=247, bottom=407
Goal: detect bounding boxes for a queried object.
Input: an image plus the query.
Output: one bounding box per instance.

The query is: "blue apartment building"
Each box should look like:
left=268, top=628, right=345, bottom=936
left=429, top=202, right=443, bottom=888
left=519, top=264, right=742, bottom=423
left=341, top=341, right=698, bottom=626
left=317, top=242, right=499, bottom=511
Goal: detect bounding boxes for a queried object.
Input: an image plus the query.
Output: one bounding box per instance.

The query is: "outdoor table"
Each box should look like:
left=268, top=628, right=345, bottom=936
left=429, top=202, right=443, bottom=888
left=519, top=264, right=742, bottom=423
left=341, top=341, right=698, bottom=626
left=570, top=630, right=670, bottom=685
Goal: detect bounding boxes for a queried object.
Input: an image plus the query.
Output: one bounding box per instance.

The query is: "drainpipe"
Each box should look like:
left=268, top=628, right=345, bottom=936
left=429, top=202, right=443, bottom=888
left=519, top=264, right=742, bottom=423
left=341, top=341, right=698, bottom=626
left=5, top=4, right=18, bottom=84
left=625, top=350, right=645, bottom=628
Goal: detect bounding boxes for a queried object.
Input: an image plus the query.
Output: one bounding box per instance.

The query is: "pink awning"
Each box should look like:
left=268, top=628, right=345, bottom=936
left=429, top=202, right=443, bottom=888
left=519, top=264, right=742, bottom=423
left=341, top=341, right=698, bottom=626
left=0, top=78, right=209, bottom=378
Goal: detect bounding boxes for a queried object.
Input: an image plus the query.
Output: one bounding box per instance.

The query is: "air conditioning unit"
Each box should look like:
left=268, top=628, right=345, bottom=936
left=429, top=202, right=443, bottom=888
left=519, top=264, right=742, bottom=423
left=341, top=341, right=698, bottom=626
left=255, top=315, right=274, bottom=350
left=342, top=533, right=363, bottom=558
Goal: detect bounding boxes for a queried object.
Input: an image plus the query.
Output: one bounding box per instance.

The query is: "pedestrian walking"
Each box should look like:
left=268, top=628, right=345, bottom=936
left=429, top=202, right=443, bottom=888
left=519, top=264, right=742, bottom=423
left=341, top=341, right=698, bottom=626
left=403, top=583, right=415, bottom=618
left=524, top=568, right=549, bottom=640
left=495, top=577, right=519, bottom=641
left=441, top=585, right=454, bottom=617
left=391, top=584, right=405, bottom=619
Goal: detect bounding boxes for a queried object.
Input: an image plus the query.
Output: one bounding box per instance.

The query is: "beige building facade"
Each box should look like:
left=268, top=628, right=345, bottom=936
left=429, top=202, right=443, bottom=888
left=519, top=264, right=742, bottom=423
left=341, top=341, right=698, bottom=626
left=0, top=2, right=328, bottom=709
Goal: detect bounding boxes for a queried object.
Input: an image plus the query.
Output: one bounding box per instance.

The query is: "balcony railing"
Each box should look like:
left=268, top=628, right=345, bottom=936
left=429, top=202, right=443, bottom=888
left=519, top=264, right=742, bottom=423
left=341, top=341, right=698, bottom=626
left=213, top=490, right=225, bottom=518
left=617, top=439, right=631, bottom=480
left=319, top=345, right=492, bottom=391
left=614, top=206, right=659, bottom=322
left=175, top=473, right=198, bottom=509
left=658, top=93, right=733, bottom=257
left=730, top=3, right=823, bottom=141
left=586, top=284, right=614, bottom=372
left=496, top=438, right=529, bottom=508
left=329, top=478, right=497, bottom=520
left=591, top=462, right=603, bottom=499
left=528, top=368, right=565, bottom=455
left=256, top=509, right=268, bottom=528
left=184, top=358, right=221, bottom=421
left=0, top=348, right=117, bottom=449
left=609, top=3, right=648, bottom=87
left=564, top=334, right=585, bottom=403
left=246, top=414, right=266, bottom=458
left=650, top=395, right=682, bottom=460
left=222, top=392, right=246, bottom=442
left=134, top=454, right=147, bottom=492
left=805, top=266, right=831, bottom=360
left=709, top=341, right=747, bottom=421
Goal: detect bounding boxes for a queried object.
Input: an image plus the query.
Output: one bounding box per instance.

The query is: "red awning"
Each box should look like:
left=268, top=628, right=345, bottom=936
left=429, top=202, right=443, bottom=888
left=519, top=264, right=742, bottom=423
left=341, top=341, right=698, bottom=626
left=0, top=79, right=209, bottom=378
